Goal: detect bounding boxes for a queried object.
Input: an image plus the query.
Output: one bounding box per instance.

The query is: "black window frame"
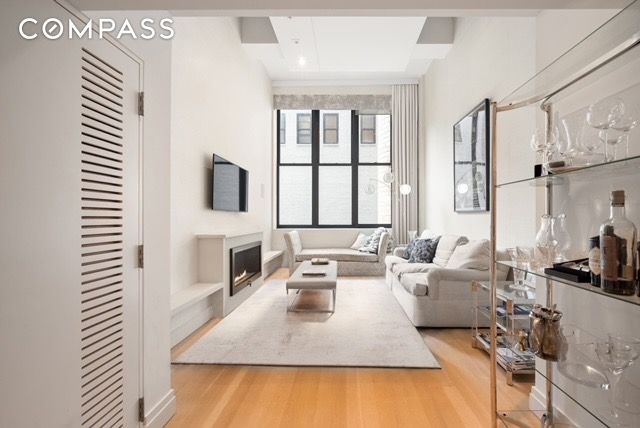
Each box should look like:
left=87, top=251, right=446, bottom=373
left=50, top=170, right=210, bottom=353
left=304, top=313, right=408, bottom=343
left=360, top=114, right=377, bottom=144
left=296, top=113, right=312, bottom=144
left=322, top=113, right=339, bottom=144
left=277, top=110, right=392, bottom=229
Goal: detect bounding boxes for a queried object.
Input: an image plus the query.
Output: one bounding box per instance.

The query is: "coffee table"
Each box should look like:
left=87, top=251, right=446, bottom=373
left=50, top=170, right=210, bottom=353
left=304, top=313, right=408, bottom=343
left=286, top=260, right=337, bottom=313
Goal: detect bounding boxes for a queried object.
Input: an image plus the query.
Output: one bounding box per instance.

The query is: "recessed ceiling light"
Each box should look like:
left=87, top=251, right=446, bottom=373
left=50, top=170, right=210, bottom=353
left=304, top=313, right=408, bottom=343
left=297, top=56, right=306, bottom=67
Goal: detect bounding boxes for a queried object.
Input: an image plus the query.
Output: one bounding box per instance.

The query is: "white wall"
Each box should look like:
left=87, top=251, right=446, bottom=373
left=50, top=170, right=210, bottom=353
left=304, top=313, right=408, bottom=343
left=419, top=17, right=537, bottom=241
left=171, top=17, right=273, bottom=294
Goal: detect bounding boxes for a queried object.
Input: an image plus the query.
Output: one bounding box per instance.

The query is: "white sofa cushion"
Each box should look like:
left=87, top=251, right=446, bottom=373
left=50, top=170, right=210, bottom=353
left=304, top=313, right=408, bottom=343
left=393, top=262, right=437, bottom=276
left=433, top=234, right=469, bottom=267
left=285, top=230, right=302, bottom=255
left=446, top=239, right=491, bottom=270
left=399, top=273, right=429, bottom=296
left=296, top=248, right=379, bottom=263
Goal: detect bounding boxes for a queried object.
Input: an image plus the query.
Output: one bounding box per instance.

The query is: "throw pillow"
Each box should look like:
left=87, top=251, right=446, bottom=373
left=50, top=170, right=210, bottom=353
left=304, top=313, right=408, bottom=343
left=408, top=237, right=440, bottom=263
left=350, top=233, right=368, bottom=250
left=446, top=239, right=491, bottom=270
left=403, top=239, right=418, bottom=259
left=359, top=227, right=387, bottom=254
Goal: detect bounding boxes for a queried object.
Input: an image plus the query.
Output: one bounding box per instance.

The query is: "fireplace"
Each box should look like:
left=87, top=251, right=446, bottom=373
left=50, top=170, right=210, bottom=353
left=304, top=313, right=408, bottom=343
left=229, top=241, right=262, bottom=296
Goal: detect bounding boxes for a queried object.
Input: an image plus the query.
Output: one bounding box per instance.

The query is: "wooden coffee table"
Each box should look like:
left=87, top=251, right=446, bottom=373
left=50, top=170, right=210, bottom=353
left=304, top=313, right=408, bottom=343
left=286, top=261, right=337, bottom=313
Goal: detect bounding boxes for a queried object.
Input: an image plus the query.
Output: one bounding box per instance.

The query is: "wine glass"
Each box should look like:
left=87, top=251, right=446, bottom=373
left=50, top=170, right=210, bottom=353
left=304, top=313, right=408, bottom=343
left=531, top=128, right=560, bottom=172
left=587, top=98, right=625, bottom=162
left=610, top=104, right=639, bottom=160
left=599, top=129, right=626, bottom=162
left=595, top=336, right=640, bottom=425
left=609, top=335, right=640, bottom=415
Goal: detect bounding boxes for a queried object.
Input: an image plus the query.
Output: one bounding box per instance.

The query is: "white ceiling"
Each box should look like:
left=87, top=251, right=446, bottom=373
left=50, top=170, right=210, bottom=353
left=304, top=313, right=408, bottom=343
left=243, top=17, right=449, bottom=84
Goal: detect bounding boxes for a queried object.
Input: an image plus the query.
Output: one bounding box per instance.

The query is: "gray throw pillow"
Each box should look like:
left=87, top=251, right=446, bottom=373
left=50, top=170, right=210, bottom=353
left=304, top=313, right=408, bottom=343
left=403, top=239, right=418, bottom=259
left=359, top=227, right=387, bottom=254
left=408, top=237, right=440, bottom=263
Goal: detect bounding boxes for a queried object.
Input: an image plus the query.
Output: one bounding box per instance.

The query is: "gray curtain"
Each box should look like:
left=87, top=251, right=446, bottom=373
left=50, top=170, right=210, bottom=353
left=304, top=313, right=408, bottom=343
left=391, top=84, right=419, bottom=245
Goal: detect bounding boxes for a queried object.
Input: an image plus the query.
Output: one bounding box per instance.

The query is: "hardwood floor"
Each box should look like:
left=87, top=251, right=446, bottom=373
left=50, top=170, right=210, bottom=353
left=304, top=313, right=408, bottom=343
left=169, top=270, right=532, bottom=427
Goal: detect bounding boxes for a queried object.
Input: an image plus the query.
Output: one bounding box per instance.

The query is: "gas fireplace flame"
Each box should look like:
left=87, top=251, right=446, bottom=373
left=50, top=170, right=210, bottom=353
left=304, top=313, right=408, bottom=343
left=234, top=270, right=248, bottom=284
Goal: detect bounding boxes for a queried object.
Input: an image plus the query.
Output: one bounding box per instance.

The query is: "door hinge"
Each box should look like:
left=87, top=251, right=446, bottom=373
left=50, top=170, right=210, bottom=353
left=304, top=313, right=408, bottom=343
left=138, top=91, right=144, bottom=116
left=138, top=245, right=144, bottom=269
left=138, top=397, right=145, bottom=422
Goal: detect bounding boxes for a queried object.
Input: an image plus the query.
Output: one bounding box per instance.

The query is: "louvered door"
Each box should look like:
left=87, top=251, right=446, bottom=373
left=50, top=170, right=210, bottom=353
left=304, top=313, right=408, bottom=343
left=79, top=39, right=141, bottom=427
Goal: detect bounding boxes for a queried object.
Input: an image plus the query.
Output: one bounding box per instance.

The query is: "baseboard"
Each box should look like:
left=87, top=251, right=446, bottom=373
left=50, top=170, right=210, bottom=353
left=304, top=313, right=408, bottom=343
left=529, top=384, right=574, bottom=426
left=144, top=389, right=176, bottom=428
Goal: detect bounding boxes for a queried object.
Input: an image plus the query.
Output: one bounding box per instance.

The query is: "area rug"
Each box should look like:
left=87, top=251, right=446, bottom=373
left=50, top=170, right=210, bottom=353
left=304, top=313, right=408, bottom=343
left=174, top=278, right=440, bottom=368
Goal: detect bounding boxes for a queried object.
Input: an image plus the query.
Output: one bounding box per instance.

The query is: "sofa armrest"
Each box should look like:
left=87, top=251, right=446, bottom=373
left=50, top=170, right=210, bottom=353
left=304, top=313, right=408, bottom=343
left=421, top=267, right=491, bottom=299
left=393, top=246, right=407, bottom=258
left=424, top=267, right=491, bottom=283
left=377, top=232, right=391, bottom=261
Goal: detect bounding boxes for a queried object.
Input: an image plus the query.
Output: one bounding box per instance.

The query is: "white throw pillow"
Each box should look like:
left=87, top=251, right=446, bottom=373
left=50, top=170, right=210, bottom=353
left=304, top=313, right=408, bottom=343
left=433, top=234, right=469, bottom=267
left=420, top=229, right=437, bottom=239
left=446, top=239, right=491, bottom=270
left=350, top=233, right=368, bottom=249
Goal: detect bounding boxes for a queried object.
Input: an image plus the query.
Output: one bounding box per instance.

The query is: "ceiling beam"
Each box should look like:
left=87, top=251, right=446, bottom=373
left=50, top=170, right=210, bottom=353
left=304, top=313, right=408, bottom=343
left=72, top=0, right=629, bottom=15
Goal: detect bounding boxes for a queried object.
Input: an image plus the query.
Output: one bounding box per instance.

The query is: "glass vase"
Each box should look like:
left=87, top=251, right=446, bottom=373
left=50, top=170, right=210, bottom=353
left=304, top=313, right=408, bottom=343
left=552, top=213, right=571, bottom=262
left=536, top=214, right=558, bottom=268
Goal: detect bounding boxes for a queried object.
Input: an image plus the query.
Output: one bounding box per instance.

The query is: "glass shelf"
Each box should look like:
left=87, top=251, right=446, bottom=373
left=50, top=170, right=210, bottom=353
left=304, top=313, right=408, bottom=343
left=495, top=154, right=640, bottom=188
left=475, top=280, right=537, bottom=304
left=497, top=1, right=640, bottom=110
left=496, top=260, right=640, bottom=307
left=532, top=325, right=640, bottom=427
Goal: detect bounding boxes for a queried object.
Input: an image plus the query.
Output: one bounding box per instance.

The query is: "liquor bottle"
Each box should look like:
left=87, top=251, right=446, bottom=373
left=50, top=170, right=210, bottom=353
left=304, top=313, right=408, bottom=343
left=588, top=236, right=601, bottom=287
left=599, top=190, right=638, bottom=296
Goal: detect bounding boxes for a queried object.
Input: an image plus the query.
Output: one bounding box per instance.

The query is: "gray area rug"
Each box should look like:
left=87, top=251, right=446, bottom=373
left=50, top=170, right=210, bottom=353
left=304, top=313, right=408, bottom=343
left=174, top=278, right=440, bottom=368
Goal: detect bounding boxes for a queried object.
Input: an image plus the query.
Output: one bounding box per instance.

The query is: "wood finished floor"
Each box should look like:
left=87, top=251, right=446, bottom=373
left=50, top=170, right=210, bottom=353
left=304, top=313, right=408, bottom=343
left=169, top=269, right=532, bottom=427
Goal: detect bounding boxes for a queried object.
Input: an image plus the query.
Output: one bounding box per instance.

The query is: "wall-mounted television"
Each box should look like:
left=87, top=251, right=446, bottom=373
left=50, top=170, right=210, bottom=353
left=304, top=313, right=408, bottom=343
left=212, top=154, right=248, bottom=212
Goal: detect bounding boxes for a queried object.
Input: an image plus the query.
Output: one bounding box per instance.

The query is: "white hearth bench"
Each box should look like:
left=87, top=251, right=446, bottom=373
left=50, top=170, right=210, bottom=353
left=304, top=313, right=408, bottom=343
left=170, top=231, right=281, bottom=347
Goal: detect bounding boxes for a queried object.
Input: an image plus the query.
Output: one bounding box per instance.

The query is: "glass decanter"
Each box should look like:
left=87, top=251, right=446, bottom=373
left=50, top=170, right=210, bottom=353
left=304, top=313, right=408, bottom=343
left=536, top=214, right=558, bottom=268
left=552, top=214, right=571, bottom=263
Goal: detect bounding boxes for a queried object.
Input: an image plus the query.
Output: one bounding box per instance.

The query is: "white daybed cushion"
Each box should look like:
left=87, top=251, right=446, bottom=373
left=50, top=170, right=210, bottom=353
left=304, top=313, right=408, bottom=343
left=296, top=248, right=379, bottom=263
left=433, top=234, right=469, bottom=267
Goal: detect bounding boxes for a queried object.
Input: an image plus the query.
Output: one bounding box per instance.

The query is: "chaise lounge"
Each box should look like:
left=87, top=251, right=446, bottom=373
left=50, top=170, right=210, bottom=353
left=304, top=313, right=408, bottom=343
left=284, top=230, right=390, bottom=276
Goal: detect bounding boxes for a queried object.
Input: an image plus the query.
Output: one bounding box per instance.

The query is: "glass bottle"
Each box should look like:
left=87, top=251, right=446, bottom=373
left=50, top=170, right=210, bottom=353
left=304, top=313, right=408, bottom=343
left=552, top=213, right=571, bottom=262
left=536, top=214, right=558, bottom=268
left=600, top=190, right=637, bottom=295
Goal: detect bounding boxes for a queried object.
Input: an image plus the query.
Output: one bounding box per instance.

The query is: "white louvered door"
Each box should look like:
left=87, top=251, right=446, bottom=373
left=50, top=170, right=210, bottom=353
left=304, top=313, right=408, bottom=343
left=78, top=37, right=141, bottom=428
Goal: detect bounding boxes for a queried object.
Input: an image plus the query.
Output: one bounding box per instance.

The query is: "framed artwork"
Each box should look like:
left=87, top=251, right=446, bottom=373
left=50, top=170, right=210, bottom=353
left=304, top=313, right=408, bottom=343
left=453, top=99, right=490, bottom=212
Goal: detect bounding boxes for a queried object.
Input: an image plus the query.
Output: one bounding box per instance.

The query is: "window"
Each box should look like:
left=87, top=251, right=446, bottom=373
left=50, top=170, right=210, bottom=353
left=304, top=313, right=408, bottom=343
left=277, top=110, right=391, bottom=228
left=360, top=114, right=376, bottom=144
left=296, top=113, right=311, bottom=144
left=322, top=113, right=339, bottom=144
left=279, top=114, right=285, bottom=144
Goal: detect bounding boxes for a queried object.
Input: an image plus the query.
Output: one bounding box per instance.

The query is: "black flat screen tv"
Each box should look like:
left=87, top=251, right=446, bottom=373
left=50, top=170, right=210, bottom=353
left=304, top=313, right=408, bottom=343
left=212, top=154, right=248, bottom=212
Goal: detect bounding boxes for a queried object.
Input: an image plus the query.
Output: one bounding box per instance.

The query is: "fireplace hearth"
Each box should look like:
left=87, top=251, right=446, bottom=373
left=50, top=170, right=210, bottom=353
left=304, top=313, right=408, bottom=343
left=230, top=241, right=262, bottom=296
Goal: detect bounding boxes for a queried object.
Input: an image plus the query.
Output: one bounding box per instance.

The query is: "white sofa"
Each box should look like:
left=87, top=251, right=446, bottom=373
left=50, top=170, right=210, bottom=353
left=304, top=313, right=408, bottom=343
left=385, top=231, right=509, bottom=327
left=284, top=230, right=390, bottom=276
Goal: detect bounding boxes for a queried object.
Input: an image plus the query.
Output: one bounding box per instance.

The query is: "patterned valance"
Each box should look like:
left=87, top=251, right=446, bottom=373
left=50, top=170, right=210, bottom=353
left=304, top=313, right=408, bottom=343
left=273, top=94, right=391, bottom=113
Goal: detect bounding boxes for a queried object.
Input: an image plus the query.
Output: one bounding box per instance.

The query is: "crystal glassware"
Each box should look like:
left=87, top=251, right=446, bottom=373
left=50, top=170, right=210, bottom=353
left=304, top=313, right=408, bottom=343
left=507, top=247, right=531, bottom=291
left=552, top=213, right=571, bottom=263
left=587, top=98, right=625, bottom=162
left=599, top=129, right=626, bottom=162
left=609, top=335, right=640, bottom=415
left=536, top=214, right=558, bottom=268
left=609, top=104, right=639, bottom=161
left=595, top=336, right=640, bottom=425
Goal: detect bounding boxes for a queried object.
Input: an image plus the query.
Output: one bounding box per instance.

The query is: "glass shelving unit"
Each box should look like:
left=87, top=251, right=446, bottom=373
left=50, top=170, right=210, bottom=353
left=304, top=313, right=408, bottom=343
left=473, top=281, right=536, bottom=385
left=489, top=1, right=640, bottom=426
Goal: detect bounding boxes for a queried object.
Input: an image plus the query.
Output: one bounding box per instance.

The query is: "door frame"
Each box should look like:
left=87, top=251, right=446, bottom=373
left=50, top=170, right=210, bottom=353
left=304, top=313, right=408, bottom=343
left=55, top=0, right=146, bottom=424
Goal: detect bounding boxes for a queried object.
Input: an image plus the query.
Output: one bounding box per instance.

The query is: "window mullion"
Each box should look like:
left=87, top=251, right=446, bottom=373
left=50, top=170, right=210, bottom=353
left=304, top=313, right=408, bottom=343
left=311, top=110, right=320, bottom=226
left=351, top=110, right=358, bottom=227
